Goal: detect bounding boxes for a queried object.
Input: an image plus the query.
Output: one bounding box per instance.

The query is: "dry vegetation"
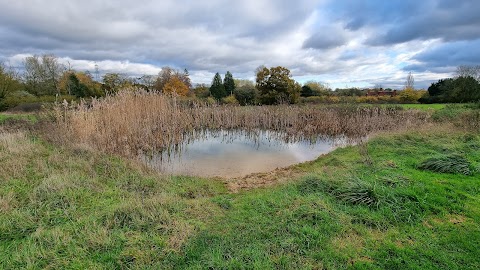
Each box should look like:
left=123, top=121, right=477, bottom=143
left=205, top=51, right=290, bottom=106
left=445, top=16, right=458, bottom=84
left=53, top=89, right=430, bottom=158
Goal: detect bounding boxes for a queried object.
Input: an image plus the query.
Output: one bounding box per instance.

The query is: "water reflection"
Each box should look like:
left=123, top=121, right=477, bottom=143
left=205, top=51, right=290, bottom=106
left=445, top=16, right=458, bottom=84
left=141, top=130, right=348, bottom=178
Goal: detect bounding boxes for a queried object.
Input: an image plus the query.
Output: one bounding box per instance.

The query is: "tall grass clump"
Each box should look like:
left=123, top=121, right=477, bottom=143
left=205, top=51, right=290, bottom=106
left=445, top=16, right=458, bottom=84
left=334, top=180, right=379, bottom=207
left=418, top=154, right=475, bottom=175
left=53, top=88, right=430, bottom=158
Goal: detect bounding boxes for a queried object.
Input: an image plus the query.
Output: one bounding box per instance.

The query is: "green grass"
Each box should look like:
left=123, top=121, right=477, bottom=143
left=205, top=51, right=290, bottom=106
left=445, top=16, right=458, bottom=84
left=0, top=113, right=37, bottom=124
left=346, top=103, right=447, bottom=111
left=1, top=125, right=479, bottom=269
left=418, top=154, right=476, bottom=175
left=396, top=103, right=447, bottom=110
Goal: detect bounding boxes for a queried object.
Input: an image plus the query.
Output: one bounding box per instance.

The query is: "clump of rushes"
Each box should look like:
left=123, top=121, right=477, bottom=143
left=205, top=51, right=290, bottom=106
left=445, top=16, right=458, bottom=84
left=334, top=179, right=379, bottom=207
left=298, top=175, right=380, bottom=208
left=418, top=154, right=474, bottom=175
left=297, top=175, right=333, bottom=194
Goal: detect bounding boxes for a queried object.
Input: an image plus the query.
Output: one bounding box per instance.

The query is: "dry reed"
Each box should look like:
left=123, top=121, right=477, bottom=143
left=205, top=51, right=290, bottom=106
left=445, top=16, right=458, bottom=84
left=53, top=89, right=430, bottom=157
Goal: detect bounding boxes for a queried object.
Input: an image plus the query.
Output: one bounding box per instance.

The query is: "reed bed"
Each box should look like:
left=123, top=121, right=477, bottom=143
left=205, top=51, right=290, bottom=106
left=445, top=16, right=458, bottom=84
left=54, top=89, right=430, bottom=157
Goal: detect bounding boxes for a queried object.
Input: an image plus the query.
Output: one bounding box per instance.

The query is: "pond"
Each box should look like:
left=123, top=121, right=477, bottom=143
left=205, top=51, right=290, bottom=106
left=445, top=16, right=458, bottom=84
left=141, top=130, right=349, bottom=178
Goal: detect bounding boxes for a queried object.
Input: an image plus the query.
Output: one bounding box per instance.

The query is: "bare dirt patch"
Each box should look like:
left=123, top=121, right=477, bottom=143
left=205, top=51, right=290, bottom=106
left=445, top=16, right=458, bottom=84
left=226, top=166, right=303, bottom=193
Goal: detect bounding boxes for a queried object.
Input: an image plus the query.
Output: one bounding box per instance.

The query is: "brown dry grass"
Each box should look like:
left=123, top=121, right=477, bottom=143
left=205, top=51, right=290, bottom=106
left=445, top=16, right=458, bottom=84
left=0, top=129, right=37, bottom=181
left=53, top=89, right=430, bottom=159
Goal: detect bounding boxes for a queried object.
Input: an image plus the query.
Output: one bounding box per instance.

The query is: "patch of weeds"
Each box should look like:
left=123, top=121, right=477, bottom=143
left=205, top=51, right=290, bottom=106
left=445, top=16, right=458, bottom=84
left=105, top=197, right=173, bottom=232
left=299, top=174, right=425, bottom=226
left=297, top=175, right=333, bottom=195
left=292, top=203, right=331, bottom=225
left=212, top=196, right=233, bottom=210
left=358, top=142, right=373, bottom=167
left=299, top=176, right=381, bottom=208
left=462, top=134, right=480, bottom=150
left=334, top=179, right=379, bottom=207
left=418, top=154, right=475, bottom=175
left=324, top=157, right=344, bottom=167
left=380, top=175, right=409, bottom=188
left=0, top=209, right=38, bottom=241
left=382, top=160, right=398, bottom=168
left=431, top=104, right=469, bottom=122
left=172, top=176, right=226, bottom=199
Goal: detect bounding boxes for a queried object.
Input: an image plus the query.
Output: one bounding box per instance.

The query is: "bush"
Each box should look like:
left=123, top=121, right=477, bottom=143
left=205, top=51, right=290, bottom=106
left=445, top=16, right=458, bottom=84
left=204, top=97, right=217, bottom=106
left=0, top=94, right=76, bottom=111
left=221, top=95, right=239, bottom=105
left=8, top=103, right=43, bottom=112
left=233, top=86, right=257, bottom=106
left=418, top=154, right=474, bottom=175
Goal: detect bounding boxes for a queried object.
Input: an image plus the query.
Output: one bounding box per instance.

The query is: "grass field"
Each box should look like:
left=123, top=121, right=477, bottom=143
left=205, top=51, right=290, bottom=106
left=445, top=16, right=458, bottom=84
left=350, top=103, right=448, bottom=111
left=396, top=103, right=447, bottom=110
left=0, top=113, right=37, bottom=124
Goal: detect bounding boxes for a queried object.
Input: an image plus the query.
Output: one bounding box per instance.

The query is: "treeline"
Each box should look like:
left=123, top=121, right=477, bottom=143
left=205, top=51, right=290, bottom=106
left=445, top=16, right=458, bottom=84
left=1, top=55, right=104, bottom=110
left=1, top=54, right=479, bottom=111
left=420, top=66, right=480, bottom=103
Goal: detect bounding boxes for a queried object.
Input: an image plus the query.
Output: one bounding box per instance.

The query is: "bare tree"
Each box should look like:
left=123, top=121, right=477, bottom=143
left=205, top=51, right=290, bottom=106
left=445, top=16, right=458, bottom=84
left=405, top=72, right=415, bottom=90
left=154, top=66, right=174, bottom=92
left=42, top=54, right=65, bottom=95
left=23, top=54, right=66, bottom=95
left=102, top=73, right=131, bottom=93
left=138, top=75, right=157, bottom=91
left=23, top=55, right=43, bottom=95
left=456, top=65, right=480, bottom=81
left=374, top=83, right=383, bottom=90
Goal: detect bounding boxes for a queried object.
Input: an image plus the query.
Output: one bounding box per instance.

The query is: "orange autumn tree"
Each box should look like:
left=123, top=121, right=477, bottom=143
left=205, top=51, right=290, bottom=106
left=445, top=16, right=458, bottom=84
left=163, top=76, right=189, bottom=96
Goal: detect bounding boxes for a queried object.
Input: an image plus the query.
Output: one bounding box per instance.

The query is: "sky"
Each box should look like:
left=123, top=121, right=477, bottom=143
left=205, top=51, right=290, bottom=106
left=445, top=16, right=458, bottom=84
left=0, top=0, right=479, bottom=89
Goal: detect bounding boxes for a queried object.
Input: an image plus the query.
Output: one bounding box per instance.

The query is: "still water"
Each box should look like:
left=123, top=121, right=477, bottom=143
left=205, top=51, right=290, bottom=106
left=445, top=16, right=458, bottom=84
left=142, top=130, right=347, bottom=178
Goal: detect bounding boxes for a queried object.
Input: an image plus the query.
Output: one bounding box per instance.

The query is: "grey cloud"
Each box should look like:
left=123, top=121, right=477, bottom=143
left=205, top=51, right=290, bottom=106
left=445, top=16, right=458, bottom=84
left=329, top=0, right=423, bottom=31
left=303, top=28, right=348, bottom=49
left=402, top=64, right=455, bottom=74
left=408, top=39, right=480, bottom=71
left=329, top=0, right=480, bottom=45
left=366, top=0, right=480, bottom=45
left=402, top=64, right=430, bottom=73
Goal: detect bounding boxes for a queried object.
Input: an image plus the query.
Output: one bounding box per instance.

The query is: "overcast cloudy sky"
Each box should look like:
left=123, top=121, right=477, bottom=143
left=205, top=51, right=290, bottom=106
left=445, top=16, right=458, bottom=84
left=0, top=0, right=479, bottom=89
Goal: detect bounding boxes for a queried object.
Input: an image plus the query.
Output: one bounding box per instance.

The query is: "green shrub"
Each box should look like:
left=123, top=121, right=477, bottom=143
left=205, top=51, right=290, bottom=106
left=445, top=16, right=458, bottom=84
left=418, top=154, right=474, bottom=175
left=0, top=94, right=76, bottom=111
left=233, top=86, right=257, bottom=105
left=221, top=95, right=239, bottom=105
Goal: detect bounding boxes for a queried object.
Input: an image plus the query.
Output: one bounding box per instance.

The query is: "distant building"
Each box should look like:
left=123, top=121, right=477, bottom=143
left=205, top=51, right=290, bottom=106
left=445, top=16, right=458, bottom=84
left=366, top=88, right=397, bottom=97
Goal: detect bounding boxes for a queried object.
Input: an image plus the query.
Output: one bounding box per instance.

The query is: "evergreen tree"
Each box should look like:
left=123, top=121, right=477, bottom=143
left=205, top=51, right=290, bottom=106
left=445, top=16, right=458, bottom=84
left=66, top=73, right=91, bottom=98
left=210, top=72, right=226, bottom=100
left=68, top=73, right=85, bottom=97
left=224, top=71, right=235, bottom=96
